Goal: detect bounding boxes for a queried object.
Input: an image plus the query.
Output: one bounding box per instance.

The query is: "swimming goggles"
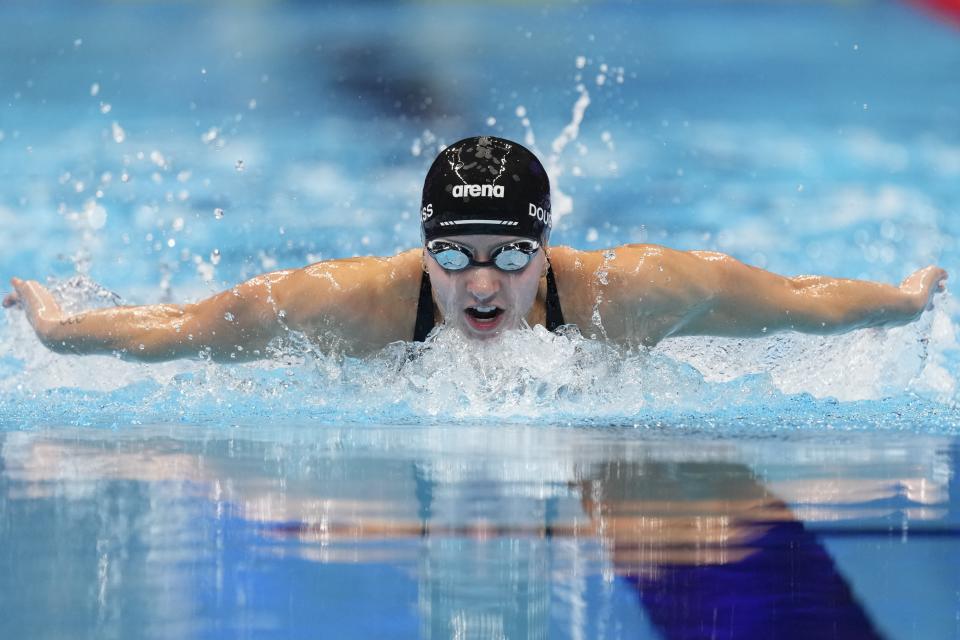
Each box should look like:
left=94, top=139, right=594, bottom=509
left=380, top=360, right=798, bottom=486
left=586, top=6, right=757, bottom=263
left=426, top=239, right=540, bottom=272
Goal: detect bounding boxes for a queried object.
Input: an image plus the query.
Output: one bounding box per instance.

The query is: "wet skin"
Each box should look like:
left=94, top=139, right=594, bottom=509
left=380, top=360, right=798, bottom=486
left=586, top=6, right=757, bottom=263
left=3, top=236, right=948, bottom=361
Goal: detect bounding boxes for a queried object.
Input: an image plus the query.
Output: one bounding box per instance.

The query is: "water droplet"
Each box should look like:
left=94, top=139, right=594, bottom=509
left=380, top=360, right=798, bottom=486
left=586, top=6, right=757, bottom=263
left=213, top=208, right=224, bottom=220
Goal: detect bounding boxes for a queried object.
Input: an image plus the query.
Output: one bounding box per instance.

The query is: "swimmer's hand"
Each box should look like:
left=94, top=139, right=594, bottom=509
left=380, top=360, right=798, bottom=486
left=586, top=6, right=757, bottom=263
left=899, top=265, right=948, bottom=314
left=3, top=277, right=66, bottom=342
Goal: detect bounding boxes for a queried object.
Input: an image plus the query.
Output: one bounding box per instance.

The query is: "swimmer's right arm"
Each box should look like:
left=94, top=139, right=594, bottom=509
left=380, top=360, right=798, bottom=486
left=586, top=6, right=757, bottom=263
left=3, top=255, right=413, bottom=361
left=3, top=274, right=294, bottom=362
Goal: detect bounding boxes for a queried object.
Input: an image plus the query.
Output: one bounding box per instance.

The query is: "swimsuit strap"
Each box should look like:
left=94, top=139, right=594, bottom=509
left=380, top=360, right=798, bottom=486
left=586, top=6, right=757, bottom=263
left=413, top=269, right=436, bottom=342
left=412, top=259, right=566, bottom=342
left=545, top=260, right=565, bottom=331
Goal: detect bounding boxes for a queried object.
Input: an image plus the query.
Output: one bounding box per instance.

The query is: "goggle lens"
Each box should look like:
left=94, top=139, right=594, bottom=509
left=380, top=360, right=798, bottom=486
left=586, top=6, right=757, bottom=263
left=493, top=248, right=533, bottom=271
left=433, top=248, right=471, bottom=271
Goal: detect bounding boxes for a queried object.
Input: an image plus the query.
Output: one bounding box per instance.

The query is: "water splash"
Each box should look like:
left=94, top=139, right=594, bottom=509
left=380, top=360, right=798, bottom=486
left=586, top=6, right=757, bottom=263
left=1, top=280, right=957, bottom=431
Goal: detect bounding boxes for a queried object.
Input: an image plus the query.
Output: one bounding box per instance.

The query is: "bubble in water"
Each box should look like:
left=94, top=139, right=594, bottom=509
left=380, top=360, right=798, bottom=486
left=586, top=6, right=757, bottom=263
left=248, top=99, right=257, bottom=110
left=575, top=55, right=586, bottom=69
left=201, top=127, right=219, bottom=144
left=90, top=83, right=100, bottom=97
left=210, top=249, right=221, bottom=265
left=100, top=102, right=112, bottom=114
left=586, top=228, right=599, bottom=242
left=120, top=171, right=130, bottom=183
left=84, top=200, right=107, bottom=229
left=515, top=105, right=527, bottom=118
left=485, top=116, right=496, bottom=126
left=224, top=312, right=235, bottom=322
left=111, top=122, right=125, bottom=143
left=235, top=159, right=245, bottom=172
left=213, top=208, right=224, bottom=220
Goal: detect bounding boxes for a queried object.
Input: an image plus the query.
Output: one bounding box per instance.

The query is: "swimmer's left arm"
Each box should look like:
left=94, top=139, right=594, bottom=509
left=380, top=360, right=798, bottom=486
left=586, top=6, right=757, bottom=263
left=597, top=245, right=946, bottom=343
left=666, top=252, right=947, bottom=338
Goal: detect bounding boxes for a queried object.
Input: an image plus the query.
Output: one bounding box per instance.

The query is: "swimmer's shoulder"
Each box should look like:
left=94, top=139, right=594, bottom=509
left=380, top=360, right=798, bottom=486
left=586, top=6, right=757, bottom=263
left=547, top=244, right=716, bottom=333
left=549, top=243, right=713, bottom=290
left=272, top=249, right=423, bottom=348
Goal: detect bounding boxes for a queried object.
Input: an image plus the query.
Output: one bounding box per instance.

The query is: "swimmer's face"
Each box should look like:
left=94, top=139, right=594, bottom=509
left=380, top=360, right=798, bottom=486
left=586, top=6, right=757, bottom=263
left=424, top=234, right=547, bottom=340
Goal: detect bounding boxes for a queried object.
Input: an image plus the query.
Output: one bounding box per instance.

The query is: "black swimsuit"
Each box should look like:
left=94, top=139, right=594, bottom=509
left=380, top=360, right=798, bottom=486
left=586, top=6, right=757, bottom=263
left=413, top=261, right=566, bottom=341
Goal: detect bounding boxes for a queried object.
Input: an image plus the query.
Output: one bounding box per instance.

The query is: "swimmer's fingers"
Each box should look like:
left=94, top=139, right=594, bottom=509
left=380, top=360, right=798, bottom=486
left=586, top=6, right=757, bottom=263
left=2, top=289, right=20, bottom=308
left=900, top=266, right=948, bottom=312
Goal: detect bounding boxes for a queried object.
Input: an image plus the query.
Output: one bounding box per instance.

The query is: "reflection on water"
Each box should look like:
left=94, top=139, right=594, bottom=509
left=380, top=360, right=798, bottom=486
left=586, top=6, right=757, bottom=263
left=1, top=424, right=957, bottom=640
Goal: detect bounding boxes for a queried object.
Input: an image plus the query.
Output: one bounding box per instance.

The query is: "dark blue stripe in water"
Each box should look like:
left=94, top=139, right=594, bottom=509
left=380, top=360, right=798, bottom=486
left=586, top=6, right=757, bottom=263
left=625, top=520, right=884, bottom=640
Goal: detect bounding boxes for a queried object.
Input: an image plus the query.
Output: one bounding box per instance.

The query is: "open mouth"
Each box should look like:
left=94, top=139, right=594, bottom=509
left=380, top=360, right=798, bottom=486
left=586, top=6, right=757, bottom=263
left=464, top=305, right=505, bottom=332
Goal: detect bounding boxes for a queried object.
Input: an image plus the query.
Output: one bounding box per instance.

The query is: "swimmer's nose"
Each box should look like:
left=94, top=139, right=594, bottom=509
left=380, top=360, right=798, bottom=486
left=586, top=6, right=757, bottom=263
left=465, top=268, right=500, bottom=302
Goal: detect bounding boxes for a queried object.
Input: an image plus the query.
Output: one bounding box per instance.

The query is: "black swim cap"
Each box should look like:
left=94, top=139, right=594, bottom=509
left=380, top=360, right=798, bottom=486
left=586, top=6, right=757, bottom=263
left=420, top=136, right=552, bottom=243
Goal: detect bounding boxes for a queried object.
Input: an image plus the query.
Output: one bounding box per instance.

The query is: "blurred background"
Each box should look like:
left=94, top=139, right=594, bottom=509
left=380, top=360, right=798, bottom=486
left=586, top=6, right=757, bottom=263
left=0, top=0, right=958, bottom=303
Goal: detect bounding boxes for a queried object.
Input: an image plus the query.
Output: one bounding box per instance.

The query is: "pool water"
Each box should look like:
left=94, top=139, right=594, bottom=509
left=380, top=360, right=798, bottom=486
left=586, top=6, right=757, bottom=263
left=2, top=1, right=960, bottom=638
